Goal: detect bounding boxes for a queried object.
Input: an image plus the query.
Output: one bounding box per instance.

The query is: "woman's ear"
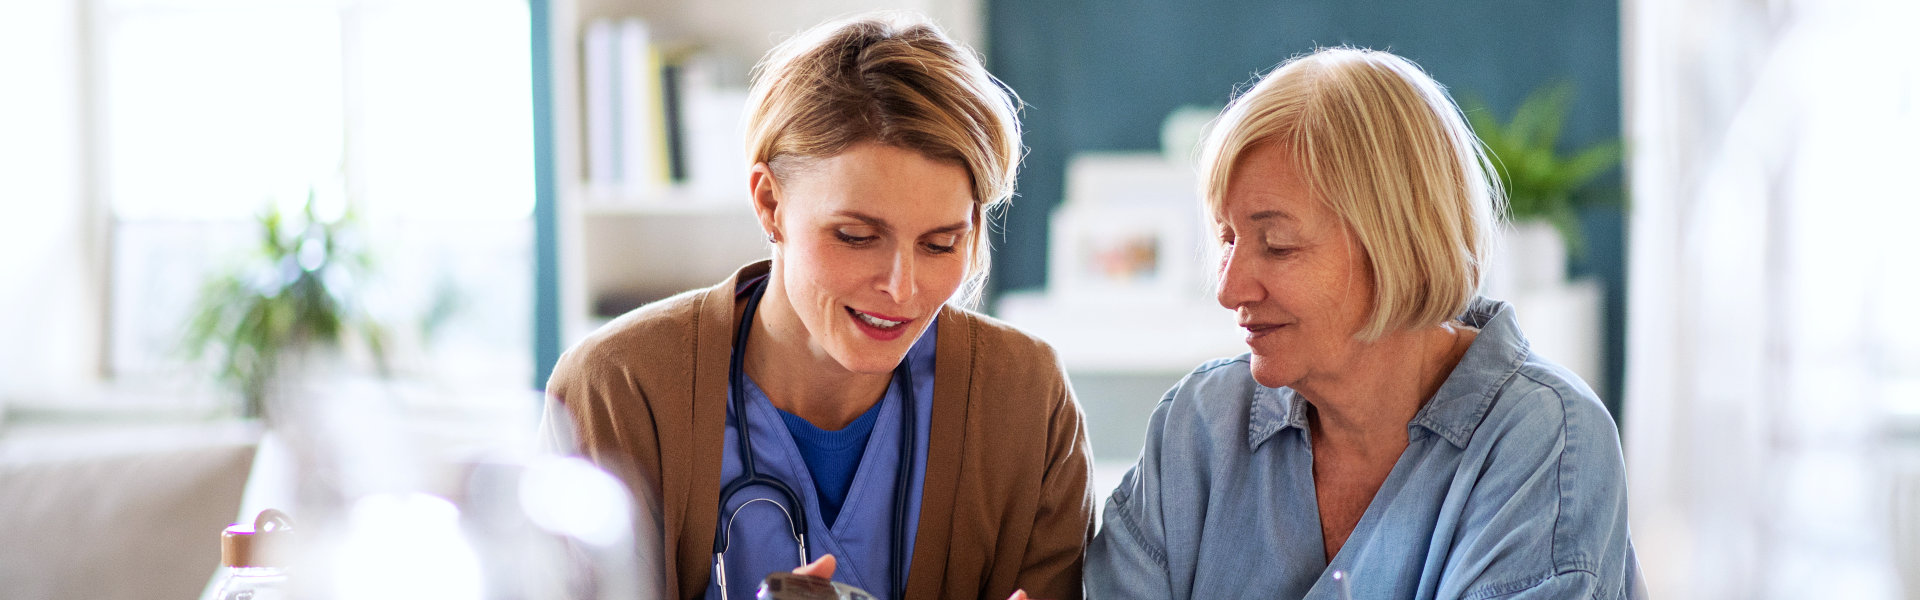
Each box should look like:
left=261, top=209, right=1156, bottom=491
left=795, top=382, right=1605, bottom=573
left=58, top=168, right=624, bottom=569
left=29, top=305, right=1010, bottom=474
left=968, top=203, right=987, bottom=260
left=749, top=162, right=782, bottom=243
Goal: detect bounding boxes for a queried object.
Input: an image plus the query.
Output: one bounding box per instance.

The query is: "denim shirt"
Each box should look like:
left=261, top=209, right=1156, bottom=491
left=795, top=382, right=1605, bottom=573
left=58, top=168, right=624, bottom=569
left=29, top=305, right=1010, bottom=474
left=1086, top=298, right=1644, bottom=600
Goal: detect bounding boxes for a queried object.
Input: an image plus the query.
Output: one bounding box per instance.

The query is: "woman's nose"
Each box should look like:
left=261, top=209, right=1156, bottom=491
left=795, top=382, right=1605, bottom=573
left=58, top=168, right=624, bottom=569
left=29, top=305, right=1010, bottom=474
left=1215, top=246, right=1263, bottom=310
left=880, top=249, right=918, bottom=304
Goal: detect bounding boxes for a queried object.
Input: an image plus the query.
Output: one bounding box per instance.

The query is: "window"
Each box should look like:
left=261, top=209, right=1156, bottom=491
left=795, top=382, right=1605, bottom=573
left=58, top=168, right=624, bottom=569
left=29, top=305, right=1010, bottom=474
left=100, top=0, right=535, bottom=399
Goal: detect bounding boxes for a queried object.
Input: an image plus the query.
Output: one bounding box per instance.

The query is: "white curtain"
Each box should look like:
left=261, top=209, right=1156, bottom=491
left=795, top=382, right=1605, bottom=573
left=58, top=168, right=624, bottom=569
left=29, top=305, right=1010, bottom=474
left=0, top=0, right=103, bottom=406
left=1623, top=0, right=1920, bottom=598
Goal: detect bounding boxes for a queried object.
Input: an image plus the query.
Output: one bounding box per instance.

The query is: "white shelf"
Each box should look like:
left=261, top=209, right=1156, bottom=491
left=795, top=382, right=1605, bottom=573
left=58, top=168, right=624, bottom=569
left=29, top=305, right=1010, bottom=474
left=576, top=184, right=744, bottom=215
left=573, top=201, right=767, bottom=341
left=995, top=292, right=1247, bottom=373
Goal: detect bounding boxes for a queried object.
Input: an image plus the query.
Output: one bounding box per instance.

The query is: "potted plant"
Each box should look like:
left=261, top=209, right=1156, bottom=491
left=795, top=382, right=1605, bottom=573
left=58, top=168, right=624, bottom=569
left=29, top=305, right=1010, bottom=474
left=183, top=189, right=389, bottom=420
left=1465, top=81, right=1622, bottom=290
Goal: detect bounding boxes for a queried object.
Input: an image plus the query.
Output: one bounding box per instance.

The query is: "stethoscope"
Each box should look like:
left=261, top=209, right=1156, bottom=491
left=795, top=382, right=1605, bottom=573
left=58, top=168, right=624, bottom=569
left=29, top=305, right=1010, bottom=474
left=712, top=277, right=916, bottom=600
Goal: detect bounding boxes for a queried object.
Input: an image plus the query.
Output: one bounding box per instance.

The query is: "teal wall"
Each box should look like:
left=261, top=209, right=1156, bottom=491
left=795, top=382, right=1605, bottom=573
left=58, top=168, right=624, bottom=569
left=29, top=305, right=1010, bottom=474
left=531, top=0, right=561, bottom=389
left=984, top=0, right=1627, bottom=414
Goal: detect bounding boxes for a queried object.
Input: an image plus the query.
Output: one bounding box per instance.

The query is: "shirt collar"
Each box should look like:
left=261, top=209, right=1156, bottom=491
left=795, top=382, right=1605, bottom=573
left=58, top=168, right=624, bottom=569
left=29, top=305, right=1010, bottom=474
left=1247, top=385, right=1304, bottom=450
left=907, top=317, right=938, bottom=379
left=1246, top=296, right=1529, bottom=451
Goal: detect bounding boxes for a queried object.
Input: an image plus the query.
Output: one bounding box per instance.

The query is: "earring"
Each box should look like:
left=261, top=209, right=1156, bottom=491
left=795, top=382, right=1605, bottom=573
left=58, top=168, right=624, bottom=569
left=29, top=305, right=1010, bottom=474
left=766, top=231, right=778, bottom=244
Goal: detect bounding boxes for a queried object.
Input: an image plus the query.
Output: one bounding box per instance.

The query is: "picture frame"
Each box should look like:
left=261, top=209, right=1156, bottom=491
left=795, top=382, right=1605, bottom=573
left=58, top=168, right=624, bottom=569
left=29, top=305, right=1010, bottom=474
left=1048, top=153, right=1209, bottom=303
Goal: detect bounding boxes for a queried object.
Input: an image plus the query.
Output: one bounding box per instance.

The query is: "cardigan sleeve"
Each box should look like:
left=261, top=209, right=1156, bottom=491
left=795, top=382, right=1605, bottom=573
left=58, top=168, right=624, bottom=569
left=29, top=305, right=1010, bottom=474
left=545, top=342, right=678, bottom=599
left=547, top=344, right=660, bottom=495
left=537, top=394, right=578, bottom=454
left=1012, top=364, right=1097, bottom=600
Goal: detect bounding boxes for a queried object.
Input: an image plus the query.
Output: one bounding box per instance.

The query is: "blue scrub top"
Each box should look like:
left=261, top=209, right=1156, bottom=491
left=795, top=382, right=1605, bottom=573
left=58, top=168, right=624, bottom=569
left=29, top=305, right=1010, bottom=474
left=708, top=321, right=937, bottom=600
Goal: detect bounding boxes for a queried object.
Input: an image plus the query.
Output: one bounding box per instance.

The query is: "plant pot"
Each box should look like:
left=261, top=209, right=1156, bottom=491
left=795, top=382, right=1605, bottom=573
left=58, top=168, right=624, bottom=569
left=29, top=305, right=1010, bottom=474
left=1485, top=219, right=1568, bottom=299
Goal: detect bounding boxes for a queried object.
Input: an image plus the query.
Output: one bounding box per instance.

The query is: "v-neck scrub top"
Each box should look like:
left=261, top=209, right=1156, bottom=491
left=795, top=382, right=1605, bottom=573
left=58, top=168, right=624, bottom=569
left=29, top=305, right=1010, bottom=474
left=707, top=322, right=938, bottom=599
left=547, top=260, right=1096, bottom=600
left=1085, top=298, right=1645, bottom=600
left=776, top=391, right=884, bottom=527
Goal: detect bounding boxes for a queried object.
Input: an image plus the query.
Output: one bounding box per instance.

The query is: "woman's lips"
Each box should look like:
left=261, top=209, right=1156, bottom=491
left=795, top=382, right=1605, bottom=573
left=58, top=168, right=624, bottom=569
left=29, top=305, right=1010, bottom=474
left=1242, top=322, right=1288, bottom=342
left=847, top=306, right=912, bottom=341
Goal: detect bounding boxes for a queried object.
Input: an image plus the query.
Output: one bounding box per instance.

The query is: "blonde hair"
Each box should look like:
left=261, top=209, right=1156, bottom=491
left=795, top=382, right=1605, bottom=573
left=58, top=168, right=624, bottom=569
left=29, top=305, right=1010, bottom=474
left=1198, top=47, right=1502, bottom=340
left=745, top=11, right=1022, bottom=307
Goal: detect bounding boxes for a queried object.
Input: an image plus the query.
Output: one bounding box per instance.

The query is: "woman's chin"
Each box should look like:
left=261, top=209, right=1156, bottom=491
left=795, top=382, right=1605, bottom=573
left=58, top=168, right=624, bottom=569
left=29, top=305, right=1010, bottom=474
left=1247, top=355, right=1299, bottom=389
left=828, top=345, right=913, bottom=376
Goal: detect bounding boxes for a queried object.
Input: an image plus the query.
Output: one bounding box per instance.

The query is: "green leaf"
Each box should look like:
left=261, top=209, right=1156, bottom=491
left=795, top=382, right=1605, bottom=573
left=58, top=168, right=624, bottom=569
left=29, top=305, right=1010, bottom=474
left=176, top=184, right=391, bottom=418
left=1463, top=81, right=1623, bottom=226
left=1512, top=82, right=1572, bottom=151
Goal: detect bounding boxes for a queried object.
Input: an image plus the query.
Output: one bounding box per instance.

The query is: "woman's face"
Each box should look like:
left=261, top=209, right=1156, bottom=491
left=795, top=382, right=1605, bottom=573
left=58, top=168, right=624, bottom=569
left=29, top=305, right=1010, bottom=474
left=756, top=142, right=976, bottom=375
left=1214, top=143, right=1375, bottom=390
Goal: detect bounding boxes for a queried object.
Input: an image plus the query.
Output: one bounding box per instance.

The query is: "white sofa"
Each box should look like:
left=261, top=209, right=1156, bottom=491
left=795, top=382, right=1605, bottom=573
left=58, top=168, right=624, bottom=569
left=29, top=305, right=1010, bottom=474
left=0, top=421, right=256, bottom=600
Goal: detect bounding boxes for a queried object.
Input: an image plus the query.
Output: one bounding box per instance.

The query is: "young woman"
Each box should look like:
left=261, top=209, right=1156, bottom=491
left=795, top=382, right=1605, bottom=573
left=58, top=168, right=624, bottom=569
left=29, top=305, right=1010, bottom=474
left=547, top=13, right=1093, bottom=600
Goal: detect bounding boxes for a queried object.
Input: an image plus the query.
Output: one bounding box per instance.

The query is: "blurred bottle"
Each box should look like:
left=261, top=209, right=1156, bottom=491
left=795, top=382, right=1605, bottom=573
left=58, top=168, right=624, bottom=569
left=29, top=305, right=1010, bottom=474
left=212, top=509, right=293, bottom=600
left=242, top=354, right=659, bottom=599
left=757, top=572, right=875, bottom=600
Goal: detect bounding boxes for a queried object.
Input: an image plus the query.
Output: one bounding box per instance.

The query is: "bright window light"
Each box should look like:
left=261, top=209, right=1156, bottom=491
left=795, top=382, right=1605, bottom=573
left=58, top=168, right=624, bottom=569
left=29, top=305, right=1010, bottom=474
left=104, top=6, right=343, bottom=220
left=100, top=0, right=535, bottom=392
left=355, top=1, right=534, bottom=221
left=103, top=0, right=532, bottom=221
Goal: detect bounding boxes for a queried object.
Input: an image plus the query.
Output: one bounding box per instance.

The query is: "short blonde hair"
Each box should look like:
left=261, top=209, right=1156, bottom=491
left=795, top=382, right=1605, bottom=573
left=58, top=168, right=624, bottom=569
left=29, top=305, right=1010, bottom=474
left=745, top=11, right=1022, bottom=307
left=1198, top=47, right=1502, bottom=340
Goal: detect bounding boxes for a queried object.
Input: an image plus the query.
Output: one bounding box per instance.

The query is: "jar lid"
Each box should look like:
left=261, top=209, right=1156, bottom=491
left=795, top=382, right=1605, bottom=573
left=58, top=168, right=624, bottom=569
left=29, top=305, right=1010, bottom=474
left=221, top=508, right=293, bottom=568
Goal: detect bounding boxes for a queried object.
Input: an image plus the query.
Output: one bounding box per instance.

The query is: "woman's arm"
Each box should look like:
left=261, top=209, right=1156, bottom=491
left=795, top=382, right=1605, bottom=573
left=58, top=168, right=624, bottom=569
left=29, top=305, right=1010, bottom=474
left=537, top=394, right=579, bottom=454
left=1440, top=383, right=1643, bottom=600
left=545, top=346, right=679, bottom=598
left=1084, top=390, right=1181, bottom=600
left=1012, top=381, right=1098, bottom=600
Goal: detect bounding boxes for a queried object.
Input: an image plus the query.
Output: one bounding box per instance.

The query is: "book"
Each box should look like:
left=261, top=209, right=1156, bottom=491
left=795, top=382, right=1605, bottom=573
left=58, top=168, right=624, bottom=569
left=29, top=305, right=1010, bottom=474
left=616, top=17, right=666, bottom=194
left=582, top=19, right=619, bottom=189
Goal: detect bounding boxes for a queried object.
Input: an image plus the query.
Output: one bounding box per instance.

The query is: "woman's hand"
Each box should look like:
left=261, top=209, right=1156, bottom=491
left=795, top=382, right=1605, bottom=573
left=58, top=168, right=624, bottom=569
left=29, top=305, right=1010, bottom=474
left=793, top=555, right=837, bottom=578
left=792, top=555, right=1037, bottom=599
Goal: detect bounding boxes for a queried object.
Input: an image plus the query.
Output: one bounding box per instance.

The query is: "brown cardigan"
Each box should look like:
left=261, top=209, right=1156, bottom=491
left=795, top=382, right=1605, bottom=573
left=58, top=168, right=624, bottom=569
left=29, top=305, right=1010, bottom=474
left=547, top=261, right=1094, bottom=600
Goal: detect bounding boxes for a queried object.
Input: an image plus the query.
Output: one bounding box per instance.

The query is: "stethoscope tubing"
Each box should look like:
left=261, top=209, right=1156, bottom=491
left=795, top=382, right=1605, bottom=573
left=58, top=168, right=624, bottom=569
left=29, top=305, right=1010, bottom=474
left=712, top=277, right=915, bottom=600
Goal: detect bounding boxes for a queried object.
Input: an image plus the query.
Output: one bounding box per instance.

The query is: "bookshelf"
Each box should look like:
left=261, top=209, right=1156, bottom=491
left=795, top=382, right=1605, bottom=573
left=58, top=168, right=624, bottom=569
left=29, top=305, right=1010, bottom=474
left=542, top=0, right=985, bottom=345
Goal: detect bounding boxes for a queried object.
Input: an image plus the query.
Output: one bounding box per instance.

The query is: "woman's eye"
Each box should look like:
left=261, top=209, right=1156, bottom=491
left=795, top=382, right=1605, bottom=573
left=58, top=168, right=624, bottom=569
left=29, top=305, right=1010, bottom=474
left=834, top=230, right=877, bottom=245
left=922, top=235, right=959, bottom=254
left=1265, top=245, right=1297, bottom=258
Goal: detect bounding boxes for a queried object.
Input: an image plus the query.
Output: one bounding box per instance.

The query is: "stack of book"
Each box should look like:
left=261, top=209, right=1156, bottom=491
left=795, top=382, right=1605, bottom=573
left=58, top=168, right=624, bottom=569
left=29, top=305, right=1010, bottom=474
left=580, top=18, right=748, bottom=203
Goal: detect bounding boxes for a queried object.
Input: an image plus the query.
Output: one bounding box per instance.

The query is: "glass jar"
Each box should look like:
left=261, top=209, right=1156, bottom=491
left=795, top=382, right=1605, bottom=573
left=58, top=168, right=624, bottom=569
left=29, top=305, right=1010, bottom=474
left=211, top=509, right=292, bottom=600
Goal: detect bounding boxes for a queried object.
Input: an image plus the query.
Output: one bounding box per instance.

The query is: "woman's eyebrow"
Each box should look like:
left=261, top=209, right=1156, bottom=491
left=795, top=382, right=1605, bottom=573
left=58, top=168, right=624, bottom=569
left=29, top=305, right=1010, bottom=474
left=1249, top=209, right=1297, bottom=222
left=834, top=210, right=970, bottom=234
left=834, top=211, right=892, bottom=232
left=924, top=220, right=972, bottom=234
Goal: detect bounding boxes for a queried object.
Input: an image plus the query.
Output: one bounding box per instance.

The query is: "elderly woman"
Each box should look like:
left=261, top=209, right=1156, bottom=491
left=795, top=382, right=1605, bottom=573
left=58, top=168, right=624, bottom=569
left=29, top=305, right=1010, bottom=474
left=1084, top=48, right=1643, bottom=599
left=547, top=13, right=1092, bottom=600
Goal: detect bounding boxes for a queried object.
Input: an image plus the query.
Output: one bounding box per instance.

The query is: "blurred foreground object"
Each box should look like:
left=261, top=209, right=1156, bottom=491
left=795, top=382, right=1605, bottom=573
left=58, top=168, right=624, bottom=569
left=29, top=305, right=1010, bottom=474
left=211, top=509, right=293, bottom=600
left=200, top=374, right=662, bottom=599
left=1622, top=0, right=1920, bottom=597
left=758, top=572, right=876, bottom=600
